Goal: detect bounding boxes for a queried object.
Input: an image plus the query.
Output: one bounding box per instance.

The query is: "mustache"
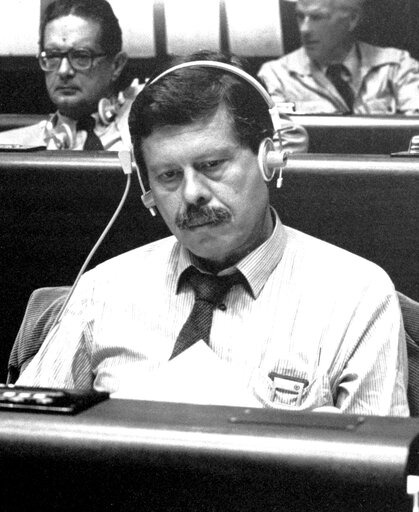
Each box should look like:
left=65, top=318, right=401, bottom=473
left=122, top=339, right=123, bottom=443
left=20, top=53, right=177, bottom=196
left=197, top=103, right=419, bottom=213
left=175, top=205, right=231, bottom=230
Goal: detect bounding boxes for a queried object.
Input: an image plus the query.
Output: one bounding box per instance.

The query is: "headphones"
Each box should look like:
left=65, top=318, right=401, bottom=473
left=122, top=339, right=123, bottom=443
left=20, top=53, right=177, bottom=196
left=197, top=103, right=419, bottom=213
left=44, top=100, right=119, bottom=149
left=44, top=79, right=143, bottom=149
left=134, top=60, right=288, bottom=216
left=44, top=115, right=75, bottom=149
left=99, top=79, right=143, bottom=126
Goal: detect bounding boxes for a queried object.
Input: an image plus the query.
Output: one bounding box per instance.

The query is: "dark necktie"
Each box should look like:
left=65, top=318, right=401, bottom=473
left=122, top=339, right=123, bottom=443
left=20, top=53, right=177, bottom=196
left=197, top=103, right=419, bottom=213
left=326, top=64, right=354, bottom=113
left=77, top=116, right=104, bottom=150
left=170, top=266, right=242, bottom=360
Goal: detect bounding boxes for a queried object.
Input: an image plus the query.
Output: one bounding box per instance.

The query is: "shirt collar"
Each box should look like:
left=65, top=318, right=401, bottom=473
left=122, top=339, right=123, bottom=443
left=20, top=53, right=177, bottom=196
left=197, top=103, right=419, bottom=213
left=289, top=45, right=359, bottom=76
left=341, top=44, right=359, bottom=79
left=291, top=42, right=400, bottom=76
left=175, top=207, right=287, bottom=299
left=54, top=110, right=100, bottom=130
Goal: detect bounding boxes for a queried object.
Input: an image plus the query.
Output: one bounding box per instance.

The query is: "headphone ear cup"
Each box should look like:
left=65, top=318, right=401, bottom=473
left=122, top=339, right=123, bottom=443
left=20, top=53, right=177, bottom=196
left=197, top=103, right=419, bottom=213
left=257, top=137, right=277, bottom=182
left=98, top=98, right=117, bottom=125
left=45, top=120, right=74, bottom=149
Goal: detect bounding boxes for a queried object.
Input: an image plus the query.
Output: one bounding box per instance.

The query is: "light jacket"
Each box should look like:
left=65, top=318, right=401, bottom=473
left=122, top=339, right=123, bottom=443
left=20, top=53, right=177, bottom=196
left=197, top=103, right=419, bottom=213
left=258, top=42, right=419, bottom=115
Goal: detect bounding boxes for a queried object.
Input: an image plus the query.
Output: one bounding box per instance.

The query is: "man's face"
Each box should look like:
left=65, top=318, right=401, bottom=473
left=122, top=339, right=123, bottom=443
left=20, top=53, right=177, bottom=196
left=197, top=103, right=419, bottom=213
left=141, top=106, right=273, bottom=270
left=43, top=15, right=120, bottom=119
left=296, top=0, right=357, bottom=65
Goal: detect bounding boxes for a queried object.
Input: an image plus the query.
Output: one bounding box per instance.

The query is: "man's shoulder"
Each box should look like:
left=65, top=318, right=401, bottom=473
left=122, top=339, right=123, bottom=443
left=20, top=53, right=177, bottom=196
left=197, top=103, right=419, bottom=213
left=93, top=235, right=178, bottom=274
left=0, top=120, right=47, bottom=146
left=284, top=226, right=394, bottom=289
left=358, top=41, right=414, bottom=66
left=259, top=48, right=308, bottom=75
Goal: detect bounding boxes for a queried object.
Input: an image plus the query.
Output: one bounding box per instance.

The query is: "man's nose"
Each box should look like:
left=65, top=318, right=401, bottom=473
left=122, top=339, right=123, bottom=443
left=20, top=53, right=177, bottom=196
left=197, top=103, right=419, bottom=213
left=57, top=56, right=75, bottom=77
left=182, top=168, right=211, bottom=205
left=299, top=15, right=312, bottom=34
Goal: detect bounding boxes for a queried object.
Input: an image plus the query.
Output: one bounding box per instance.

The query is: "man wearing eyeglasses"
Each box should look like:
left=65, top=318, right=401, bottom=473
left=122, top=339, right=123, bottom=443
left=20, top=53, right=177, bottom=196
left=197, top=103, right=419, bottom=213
left=0, top=0, right=137, bottom=150
left=1, top=0, right=309, bottom=153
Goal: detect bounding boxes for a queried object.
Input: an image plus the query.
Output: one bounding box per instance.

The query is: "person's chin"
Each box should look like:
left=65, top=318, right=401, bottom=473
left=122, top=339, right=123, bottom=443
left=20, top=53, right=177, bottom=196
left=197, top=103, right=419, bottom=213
left=179, top=225, right=231, bottom=259
left=303, top=43, right=320, bottom=61
left=55, top=96, right=85, bottom=118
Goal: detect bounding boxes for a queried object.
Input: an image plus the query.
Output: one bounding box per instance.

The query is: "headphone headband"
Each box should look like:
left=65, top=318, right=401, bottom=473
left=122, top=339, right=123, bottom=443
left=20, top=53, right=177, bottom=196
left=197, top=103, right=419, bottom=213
left=147, top=60, right=283, bottom=136
left=148, top=60, right=275, bottom=108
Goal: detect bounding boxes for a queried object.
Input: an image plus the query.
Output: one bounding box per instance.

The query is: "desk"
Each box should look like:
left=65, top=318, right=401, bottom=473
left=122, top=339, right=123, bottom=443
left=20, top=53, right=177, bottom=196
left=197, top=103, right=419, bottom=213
left=290, top=114, right=419, bottom=154
left=0, top=399, right=418, bottom=511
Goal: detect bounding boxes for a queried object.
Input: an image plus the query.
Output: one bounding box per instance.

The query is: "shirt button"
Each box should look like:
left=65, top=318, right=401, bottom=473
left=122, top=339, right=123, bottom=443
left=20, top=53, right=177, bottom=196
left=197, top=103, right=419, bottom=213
left=218, top=303, right=227, bottom=311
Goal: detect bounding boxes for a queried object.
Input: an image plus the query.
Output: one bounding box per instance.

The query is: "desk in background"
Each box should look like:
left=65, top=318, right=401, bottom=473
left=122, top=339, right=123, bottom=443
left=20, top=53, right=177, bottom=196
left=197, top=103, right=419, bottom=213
left=290, top=114, right=419, bottom=154
left=2, top=114, right=419, bottom=155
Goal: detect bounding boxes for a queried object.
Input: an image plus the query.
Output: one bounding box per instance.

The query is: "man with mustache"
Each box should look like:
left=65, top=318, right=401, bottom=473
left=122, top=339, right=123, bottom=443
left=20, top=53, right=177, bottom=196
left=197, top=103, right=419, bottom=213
left=17, top=54, right=408, bottom=416
left=0, top=0, right=134, bottom=150
left=258, top=0, right=419, bottom=114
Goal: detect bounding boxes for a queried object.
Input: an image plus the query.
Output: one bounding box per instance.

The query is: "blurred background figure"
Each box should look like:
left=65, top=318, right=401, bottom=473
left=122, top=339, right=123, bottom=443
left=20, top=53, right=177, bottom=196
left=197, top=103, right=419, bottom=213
left=0, top=0, right=140, bottom=150
left=258, top=0, right=419, bottom=114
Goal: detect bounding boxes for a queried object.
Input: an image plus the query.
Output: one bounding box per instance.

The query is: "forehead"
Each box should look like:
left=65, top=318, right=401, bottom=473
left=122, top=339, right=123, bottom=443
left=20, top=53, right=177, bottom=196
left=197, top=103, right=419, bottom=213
left=142, top=107, right=239, bottom=165
left=296, top=0, right=334, bottom=13
left=43, top=14, right=102, bottom=49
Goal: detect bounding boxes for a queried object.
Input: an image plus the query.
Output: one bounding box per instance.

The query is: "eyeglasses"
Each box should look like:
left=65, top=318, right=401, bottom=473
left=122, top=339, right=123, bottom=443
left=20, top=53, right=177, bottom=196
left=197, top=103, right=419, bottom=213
left=38, top=48, right=107, bottom=71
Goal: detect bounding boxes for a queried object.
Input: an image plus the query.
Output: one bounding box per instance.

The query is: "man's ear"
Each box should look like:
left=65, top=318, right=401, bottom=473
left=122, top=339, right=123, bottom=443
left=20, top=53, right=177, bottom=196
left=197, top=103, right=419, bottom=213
left=111, top=51, right=128, bottom=82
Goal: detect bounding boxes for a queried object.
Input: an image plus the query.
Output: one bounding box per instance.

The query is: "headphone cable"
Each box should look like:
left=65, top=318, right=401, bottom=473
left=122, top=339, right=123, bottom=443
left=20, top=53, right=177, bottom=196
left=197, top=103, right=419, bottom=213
left=51, top=151, right=132, bottom=330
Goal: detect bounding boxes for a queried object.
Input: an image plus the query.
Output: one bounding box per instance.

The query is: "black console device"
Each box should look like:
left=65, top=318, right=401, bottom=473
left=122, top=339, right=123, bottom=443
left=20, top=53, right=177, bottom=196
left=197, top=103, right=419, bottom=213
left=0, top=384, right=109, bottom=414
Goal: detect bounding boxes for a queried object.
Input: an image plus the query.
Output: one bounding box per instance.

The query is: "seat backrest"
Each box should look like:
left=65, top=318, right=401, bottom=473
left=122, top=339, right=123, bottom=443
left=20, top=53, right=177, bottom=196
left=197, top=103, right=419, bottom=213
left=398, top=292, right=419, bottom=416
left=7, top=286, right=70, bottom=384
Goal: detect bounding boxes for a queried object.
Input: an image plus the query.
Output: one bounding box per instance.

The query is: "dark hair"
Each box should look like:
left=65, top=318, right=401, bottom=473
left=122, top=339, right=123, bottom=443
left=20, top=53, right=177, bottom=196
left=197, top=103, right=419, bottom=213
left=39, top=0, right=122, bottom=55
left=129, top=50, right=273, bottom=187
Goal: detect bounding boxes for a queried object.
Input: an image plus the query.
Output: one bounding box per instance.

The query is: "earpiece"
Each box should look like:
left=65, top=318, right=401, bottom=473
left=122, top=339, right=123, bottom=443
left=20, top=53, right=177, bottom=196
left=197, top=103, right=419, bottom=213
left=98, top=79, right=143, bottom=125
left=135, top=60, right=288, bottom=213
left=44, top=115, right=75, bottom=149
left=133, top=159, right=157, bottom=216
left=98, top=97, right=118, bottom=125
left=258, top=137, right=287, bottom=189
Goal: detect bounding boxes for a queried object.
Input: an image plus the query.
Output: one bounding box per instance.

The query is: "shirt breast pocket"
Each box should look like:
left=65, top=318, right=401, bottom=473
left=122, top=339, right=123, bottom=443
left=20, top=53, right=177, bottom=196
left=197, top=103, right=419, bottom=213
left=253, top=371, right=334, bottom=411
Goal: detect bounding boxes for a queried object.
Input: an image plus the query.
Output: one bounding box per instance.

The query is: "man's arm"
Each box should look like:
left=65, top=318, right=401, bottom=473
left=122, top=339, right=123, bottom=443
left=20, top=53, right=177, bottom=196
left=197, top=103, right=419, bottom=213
left=16, top=278, right=95, bottom=390
left=334, top=282, right=409, bottom=416
left=258, top=60, right=290, bottom=104
left=394, top=51, right=419, bottom=114
left=279, top=113, right=309, bottom=153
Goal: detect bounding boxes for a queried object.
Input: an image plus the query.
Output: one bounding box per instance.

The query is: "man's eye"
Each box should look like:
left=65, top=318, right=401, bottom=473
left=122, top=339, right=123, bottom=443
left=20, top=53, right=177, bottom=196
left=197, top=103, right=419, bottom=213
left=158, top=170, right=181, bottom=182
left=73, top=51, right=90, bottom=59
left=196, top=160, right=224, bottom=172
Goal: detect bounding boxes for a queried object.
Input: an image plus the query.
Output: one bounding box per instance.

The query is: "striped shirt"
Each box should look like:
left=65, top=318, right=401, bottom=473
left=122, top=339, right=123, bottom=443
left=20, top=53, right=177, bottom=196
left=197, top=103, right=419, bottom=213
left=18, top=211, right=409, bottom=416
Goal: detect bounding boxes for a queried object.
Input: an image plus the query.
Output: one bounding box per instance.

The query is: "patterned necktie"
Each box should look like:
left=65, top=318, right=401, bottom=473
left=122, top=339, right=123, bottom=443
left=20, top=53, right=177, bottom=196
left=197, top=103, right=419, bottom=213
left=326, top=64, right=354, bottom=113
left=77, top=116, right=104, bottom=150
left=170, top=266, right=242, bottom=360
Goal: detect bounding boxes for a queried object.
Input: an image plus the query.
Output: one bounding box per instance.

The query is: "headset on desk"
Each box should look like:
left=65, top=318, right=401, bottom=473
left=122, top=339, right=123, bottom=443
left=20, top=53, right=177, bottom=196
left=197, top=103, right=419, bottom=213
left=44, top=79, right=142, bottom=150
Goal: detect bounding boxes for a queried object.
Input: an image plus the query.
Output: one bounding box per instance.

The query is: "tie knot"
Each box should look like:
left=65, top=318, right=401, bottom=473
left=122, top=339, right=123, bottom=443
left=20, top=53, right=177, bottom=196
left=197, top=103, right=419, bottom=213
left=77, top=115, right=96, bottom=133
left=185, top=266, right=241, bottom=305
